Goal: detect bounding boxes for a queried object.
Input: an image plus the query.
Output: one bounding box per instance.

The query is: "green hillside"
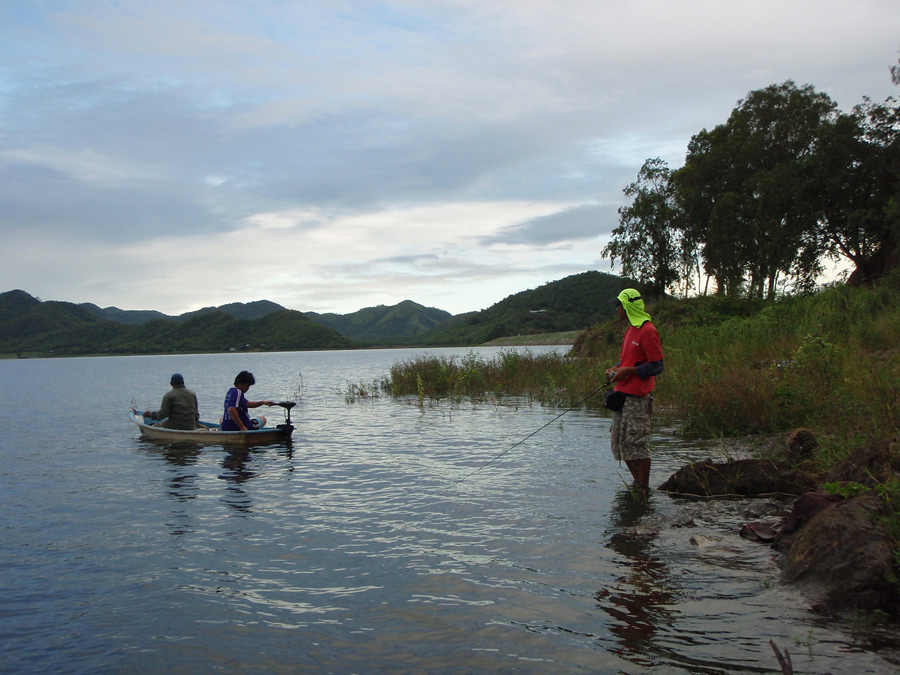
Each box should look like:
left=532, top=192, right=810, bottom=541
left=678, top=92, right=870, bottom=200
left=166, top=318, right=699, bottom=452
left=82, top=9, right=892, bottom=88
left=81, top=299, right=287, bottom=324
left=0, top=291, right=351, bottom=356
left=178, top=299, right=287, bottom=322
left=307, top=300, right=452, bottom=344
left=1, top=270, right=625, bottom=355
left=0, top=292, right=103, bottom=340
left=79, top=302, right=171, bottom=324
left=423, top=271, right=626, bottom=345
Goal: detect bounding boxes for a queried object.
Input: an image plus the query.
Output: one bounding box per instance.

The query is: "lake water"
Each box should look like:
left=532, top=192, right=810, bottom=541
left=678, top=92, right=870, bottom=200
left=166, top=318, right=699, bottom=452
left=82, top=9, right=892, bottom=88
left=2, top=347, right=898, bottom=674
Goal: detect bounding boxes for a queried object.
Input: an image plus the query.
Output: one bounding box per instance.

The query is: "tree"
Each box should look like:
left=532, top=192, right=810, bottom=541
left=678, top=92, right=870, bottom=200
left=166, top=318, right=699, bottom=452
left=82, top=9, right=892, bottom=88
left=603, top=158, right=681, bottom=297
left=676, top=81, right=839, bottom=298
left=808, top=53, right=900, bottom=286
left=808, top=105, right=894, bottom=283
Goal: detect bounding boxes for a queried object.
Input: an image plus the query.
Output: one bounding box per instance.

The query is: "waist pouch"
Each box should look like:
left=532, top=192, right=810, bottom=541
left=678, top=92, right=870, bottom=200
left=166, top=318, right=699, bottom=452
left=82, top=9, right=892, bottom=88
left=603, top=389, right=628, bottom=412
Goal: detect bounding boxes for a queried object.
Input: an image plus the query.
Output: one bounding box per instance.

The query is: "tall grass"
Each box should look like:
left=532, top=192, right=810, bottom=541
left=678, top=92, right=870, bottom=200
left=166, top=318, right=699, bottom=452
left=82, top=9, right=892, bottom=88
left=655, top=273, right=900, bottom=440
left=380, top=270, right=900, bottom=448
left=382, top=349, right=608, bottom=406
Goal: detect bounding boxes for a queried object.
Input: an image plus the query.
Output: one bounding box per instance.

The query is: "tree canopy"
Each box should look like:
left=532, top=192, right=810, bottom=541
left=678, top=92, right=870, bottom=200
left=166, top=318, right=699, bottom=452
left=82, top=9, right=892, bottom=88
left=604, top=68, right=900, bottom=299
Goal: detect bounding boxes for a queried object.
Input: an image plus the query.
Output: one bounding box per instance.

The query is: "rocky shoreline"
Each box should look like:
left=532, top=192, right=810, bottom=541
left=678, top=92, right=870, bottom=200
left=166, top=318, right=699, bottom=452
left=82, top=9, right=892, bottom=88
left=658, top=430, right=900, bottom=616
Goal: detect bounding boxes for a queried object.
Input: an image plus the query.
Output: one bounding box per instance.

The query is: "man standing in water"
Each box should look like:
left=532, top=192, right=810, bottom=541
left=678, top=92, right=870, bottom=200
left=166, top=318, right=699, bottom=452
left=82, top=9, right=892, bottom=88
left=605, top=289, right=664, bottom=488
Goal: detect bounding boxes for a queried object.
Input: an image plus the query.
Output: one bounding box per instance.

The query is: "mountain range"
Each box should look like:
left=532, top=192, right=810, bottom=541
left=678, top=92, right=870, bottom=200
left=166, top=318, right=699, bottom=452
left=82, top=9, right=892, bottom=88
left=0, top=270, right=625, bottom=356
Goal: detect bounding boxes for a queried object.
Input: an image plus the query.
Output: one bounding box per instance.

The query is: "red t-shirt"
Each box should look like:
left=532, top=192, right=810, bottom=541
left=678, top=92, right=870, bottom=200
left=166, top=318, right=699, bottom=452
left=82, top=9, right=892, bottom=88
left=615, top=321, right=664, bottom=397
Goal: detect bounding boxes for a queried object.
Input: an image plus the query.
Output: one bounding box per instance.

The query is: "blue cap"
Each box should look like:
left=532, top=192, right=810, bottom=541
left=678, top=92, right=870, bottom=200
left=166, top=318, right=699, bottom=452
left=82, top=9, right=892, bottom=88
left=170, top=373, right=185, bottom=385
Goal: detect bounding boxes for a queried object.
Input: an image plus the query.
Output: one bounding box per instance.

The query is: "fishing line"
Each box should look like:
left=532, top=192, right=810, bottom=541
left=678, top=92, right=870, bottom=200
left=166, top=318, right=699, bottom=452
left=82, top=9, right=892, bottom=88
left=452, top=380, right=613, bottom=486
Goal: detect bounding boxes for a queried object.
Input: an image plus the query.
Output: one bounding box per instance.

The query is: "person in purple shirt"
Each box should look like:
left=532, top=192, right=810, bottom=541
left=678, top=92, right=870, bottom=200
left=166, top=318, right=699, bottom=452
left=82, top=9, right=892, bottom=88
left=221, top=370, right=275, bottom=431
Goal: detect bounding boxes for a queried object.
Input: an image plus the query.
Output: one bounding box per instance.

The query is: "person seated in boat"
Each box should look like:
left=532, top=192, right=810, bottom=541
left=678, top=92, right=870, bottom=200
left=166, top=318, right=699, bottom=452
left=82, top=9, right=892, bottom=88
left=221, top=370, right=275, bottom=431
left=143, top=373, right=200, bottom=430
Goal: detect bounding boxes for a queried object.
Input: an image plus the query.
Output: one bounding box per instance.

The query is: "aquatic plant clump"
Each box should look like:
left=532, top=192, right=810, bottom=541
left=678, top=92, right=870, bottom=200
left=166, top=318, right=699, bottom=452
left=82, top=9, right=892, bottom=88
left=382, top=350, right=607, bottom=407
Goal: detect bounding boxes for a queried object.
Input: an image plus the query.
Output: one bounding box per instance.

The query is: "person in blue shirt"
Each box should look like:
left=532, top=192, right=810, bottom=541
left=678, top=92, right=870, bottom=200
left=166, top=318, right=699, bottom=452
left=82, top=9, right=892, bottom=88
left=221, top=371, right=275, bottom=431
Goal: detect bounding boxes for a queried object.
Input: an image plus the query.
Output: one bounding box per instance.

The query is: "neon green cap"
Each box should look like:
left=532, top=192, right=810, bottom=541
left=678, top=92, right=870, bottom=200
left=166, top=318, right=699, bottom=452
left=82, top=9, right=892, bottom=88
left=616, top=288, right=651, bottom=327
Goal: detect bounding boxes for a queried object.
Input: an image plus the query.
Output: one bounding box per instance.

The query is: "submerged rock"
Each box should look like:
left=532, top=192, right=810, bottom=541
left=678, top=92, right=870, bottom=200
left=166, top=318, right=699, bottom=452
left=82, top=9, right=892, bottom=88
left=739, top=521, right=781, bottom=543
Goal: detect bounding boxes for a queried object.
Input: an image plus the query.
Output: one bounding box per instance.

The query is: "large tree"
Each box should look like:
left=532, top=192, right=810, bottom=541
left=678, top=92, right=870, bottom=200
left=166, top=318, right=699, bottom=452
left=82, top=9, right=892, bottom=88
left=676, top=81, right=839, bottom=298
left=808, top=103, right=896, bottom=284
left=603, top=157, right=681, bottom=297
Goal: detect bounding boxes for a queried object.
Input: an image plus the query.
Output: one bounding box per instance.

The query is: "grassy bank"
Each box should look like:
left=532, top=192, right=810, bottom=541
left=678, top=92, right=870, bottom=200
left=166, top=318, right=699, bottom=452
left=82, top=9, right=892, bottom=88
left=378, top=271, right=900, bottom=458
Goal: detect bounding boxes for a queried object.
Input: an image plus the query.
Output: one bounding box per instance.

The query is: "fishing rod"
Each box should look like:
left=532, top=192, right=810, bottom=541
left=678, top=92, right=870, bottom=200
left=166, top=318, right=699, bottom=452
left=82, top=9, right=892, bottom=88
left=452, top=380, right=614, bottom=486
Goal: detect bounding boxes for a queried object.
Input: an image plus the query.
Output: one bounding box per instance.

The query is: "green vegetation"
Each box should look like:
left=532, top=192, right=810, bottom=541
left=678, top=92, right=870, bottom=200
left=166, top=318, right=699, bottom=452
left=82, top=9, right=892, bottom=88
left=382, top=272, right=900, bottom=449
left=423, top=271, right=623, bottom=345
left=380, top=349, right=606, bottom=405
left=604, top=75, right=900, bottom=299
left=306, top=300, right=451, bottom=344
left=482, top=331, right=580, bottom=346
left=0, top=291, right=353, bottom=356
left=584, top=272, right=900, bottom=442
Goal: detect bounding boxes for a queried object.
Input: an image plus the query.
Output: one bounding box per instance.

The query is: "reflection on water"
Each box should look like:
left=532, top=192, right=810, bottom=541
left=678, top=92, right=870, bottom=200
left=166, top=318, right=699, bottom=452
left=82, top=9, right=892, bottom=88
left=598, top=489, right=678, bottom=669
left=219, top=449, right=256, bottom=512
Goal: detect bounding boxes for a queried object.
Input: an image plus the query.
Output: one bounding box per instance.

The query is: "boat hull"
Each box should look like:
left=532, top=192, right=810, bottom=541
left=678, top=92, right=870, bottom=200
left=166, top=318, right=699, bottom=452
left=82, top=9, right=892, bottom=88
left=130, top=410, right=293, bottom=444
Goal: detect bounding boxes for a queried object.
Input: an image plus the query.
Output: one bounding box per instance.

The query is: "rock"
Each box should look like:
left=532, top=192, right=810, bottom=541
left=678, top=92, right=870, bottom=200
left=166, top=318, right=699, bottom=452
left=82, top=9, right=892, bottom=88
left=658, top=458, right=817, bottom=496
left=783, top=493, right=899, bottom=614
left=757, top=428, right=818, bottom=464
left=785, top=428, right=818, bottom=460
left=740, top=521, right=781, bottom=543
left=671, top=515, right=696, bottom=528
left=773, top=490, right=844, bottom=554
left=824, top=441, right=900, bottom=486
left=689, top=534, right=719, bottom=548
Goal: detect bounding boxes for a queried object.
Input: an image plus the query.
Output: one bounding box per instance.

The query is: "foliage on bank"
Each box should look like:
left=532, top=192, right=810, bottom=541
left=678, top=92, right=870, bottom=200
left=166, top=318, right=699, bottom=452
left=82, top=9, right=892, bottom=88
left=383, top=273, right=900, bottom=451
left=578, top=272, right=900, bottom=444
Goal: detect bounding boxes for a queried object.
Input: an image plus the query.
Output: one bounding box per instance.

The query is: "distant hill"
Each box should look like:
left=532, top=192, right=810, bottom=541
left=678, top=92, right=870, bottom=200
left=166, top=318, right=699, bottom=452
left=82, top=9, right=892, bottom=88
left=178, top=299, right=287, bottom=322
left=81, top=299, right=286, bottom=324
left=0, top=291, right=351, bottom=356
left=78, top=296, right=449, bottom=344
left=422, top=271, right=626, bottom=345
left=1, top=270, right=627, bottom=355
left=306, top=300, right=452, bottom=344
left=1, top=290, right=104, bottom=340
left=80, top=302, right=171, bottom=325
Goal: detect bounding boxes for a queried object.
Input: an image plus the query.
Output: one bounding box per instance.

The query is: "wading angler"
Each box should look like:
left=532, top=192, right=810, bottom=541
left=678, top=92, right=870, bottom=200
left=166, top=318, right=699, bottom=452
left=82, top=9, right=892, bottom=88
left=604, top=289, right=664, bottom=489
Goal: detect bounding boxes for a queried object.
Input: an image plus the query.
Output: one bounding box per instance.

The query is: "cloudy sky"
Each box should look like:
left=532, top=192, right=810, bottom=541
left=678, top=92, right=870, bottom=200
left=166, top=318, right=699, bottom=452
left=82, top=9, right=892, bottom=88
left=2, top=1, right=898, bottom=316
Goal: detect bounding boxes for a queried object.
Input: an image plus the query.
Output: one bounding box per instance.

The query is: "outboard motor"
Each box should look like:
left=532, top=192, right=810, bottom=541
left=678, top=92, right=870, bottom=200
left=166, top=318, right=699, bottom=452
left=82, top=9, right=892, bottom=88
left=275, top=401, right=296, bottom=433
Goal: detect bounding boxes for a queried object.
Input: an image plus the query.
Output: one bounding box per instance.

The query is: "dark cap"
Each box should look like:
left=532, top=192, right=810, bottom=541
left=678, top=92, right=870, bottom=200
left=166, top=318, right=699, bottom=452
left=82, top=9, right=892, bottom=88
left=170, top=373, right=185, bottom=385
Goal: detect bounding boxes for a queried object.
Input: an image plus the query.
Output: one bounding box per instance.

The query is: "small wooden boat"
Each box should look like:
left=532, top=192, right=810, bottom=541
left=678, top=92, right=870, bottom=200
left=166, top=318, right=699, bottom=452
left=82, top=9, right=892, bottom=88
left=130, top=401, right=296, bottom=444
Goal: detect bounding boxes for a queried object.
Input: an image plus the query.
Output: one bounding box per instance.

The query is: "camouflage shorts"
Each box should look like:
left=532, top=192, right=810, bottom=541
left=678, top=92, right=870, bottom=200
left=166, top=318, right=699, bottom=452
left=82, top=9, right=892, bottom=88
left=610, top=394, right=653, bottom=461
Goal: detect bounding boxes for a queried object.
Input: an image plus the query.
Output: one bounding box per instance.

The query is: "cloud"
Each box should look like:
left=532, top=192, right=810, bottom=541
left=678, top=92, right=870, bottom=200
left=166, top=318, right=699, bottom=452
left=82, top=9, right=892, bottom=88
left=481, top=203, right=618, bottom=247
left=1, top=0, right=898, bottom=315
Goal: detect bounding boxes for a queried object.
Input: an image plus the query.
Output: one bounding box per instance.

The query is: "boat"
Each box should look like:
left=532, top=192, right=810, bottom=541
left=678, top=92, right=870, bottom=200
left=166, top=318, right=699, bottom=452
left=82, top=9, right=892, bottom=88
left=130, top=401, right=296, bottom=444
